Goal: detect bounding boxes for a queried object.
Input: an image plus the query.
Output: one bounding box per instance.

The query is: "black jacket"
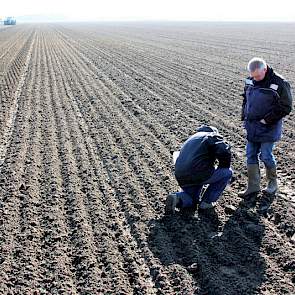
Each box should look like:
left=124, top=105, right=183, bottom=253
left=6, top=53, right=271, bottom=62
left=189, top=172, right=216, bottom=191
left=175, top=126, right=231, bottom=187
left=241, top=66, right=293, bottom=124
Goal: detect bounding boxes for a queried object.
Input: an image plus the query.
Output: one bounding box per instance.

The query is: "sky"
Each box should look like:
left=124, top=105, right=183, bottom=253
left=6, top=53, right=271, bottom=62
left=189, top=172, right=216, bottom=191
left=1, top=0, right=295, bottom=22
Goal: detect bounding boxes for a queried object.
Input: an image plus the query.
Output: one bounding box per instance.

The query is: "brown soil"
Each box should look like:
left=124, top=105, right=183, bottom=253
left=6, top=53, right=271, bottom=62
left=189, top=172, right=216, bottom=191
left=0, top=22, right=294, bottom=295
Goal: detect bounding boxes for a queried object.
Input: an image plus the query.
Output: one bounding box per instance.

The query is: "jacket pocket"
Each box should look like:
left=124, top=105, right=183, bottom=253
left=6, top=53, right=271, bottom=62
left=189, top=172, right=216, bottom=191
left=254, top=121, right=275, bottom=139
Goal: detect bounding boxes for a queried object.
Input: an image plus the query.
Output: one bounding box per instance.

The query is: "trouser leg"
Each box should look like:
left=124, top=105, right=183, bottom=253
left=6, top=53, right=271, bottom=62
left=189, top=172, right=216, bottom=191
left=201, top=168, right=233, bottom=203
left=260, top=142, right=276, bottom=168
left=246, top=141, right=261, bottom=165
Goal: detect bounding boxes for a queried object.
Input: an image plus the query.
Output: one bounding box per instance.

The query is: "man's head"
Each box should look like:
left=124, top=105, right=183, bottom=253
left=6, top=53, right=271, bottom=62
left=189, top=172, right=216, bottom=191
left=196, top=125, right=219, bottom=134
left=247, top=57, right=267, bottom=81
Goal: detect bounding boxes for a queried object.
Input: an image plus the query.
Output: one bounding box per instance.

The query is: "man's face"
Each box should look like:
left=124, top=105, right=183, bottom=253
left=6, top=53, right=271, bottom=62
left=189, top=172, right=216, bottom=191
left=250, top=67, right=267, bottom=81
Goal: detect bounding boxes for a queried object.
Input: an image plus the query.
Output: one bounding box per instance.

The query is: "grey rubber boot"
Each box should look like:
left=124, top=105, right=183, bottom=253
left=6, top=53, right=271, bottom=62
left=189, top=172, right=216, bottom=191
left=263, top=166, right=278, bottom=195
left=238, top=164, right=261, bottom=197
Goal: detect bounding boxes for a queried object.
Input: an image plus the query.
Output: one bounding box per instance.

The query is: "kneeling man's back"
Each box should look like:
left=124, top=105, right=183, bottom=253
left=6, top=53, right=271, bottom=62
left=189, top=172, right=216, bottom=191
left=175, top=125, right=231, bottom=187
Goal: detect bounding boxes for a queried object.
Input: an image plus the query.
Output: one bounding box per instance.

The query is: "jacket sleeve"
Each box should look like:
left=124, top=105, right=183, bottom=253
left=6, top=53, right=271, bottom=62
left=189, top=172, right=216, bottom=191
left=264, top=80, right=293, bottom=124
left=241, top=82, right=249, bottom=121
left=209, top=135, right=232, bottom=168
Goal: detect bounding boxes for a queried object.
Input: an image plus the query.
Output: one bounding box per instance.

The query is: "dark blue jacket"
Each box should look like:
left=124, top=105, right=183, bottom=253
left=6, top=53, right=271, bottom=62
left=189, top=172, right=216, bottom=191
left=241, top=66, right=292, bottom=142
left=175, top=126, right=231, bottom=187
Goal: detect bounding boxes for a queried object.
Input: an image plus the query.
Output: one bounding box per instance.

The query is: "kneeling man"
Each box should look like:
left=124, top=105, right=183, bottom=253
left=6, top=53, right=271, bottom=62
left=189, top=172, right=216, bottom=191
left=165, top=125, right=233, bottom=214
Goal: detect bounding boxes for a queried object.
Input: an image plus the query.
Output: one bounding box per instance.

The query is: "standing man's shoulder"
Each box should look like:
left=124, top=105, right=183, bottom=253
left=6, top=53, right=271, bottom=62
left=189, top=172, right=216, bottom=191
left=245, top=76, right=254, bottom=86
left=241, top=76, right=254, bottom=98
left=273, top=71, right=287, bottom=83
left=271, top=71, right=292, bottom=93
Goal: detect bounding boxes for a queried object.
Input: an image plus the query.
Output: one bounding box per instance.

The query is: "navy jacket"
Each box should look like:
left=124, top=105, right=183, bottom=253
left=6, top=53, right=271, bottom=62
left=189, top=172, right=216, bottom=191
left=175, top=126, right=231, bottom=187
left=241, top=66, right=292, bottom=142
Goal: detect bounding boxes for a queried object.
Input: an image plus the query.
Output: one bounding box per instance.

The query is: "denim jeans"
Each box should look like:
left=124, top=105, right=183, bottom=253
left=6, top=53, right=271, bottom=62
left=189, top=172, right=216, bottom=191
left=246, top=141, right=276, bottom=168
left=176, top=167, right=233, bottom=208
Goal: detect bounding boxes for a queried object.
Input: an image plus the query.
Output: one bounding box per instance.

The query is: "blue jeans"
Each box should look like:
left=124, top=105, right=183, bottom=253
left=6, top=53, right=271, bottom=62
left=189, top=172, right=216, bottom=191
left=176, top=168, right=233, bottom=208
left=246, top=141, right=276, bottom=168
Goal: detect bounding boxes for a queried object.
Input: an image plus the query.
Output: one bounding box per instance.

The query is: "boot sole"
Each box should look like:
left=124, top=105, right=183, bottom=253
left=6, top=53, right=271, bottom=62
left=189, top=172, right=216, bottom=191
left=262, top=189, right=278, bottom=196
left=199, top=203, right=215, bottom=210
left=238, top=190, right=260, bottom=198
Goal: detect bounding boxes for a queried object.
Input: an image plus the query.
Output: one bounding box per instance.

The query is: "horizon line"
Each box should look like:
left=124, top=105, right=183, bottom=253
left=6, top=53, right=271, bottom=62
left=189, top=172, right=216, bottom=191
left=4, top=19, right=295, bottom=23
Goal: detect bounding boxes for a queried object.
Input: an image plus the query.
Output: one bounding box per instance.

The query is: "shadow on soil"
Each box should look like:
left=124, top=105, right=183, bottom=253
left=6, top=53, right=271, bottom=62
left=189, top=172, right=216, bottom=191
left=148, top=193, right=276, bottom=295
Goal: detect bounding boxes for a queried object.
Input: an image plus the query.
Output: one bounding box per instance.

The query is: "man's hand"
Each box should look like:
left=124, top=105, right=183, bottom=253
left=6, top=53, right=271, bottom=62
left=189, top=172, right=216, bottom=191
left=260, top=119, right=267, bottom=124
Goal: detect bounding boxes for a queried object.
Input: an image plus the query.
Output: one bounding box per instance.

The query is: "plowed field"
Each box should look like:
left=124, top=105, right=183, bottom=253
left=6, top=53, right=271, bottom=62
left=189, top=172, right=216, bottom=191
left=0, top=22, right=294, bottom=295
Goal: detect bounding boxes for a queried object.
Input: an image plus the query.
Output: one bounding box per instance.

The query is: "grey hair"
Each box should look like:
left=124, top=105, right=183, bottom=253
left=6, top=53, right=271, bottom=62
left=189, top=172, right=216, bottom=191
left=247, top=57, right=267, bottom=72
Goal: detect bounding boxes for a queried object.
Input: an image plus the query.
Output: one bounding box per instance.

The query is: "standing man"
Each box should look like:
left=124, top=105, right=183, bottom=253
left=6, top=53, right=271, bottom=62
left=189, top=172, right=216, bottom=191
left=165, top=125, right=233, bottom=214
left=239, top=57, right=293, bottom=197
